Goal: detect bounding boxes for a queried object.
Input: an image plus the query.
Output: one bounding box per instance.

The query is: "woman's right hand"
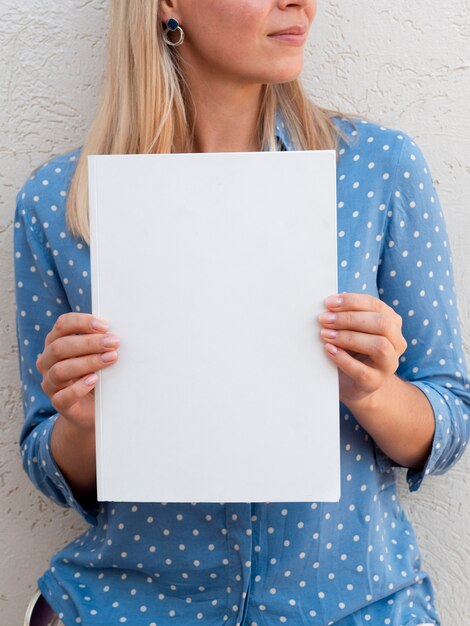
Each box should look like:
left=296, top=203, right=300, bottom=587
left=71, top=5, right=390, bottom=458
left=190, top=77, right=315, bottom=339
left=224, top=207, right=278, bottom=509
left=36, top=312, right=120, bottom=434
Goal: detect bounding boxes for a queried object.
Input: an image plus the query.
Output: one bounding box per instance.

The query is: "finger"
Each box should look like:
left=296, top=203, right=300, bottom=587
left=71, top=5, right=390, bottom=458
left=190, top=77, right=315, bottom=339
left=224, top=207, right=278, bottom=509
left=51, top=373, right=99, bottom=414
left=41, top=351, right=118, bottom=397
left=320, top=328, right=398, bottom=373
left=44, top=312, right=110, bottom=347
left=323, top=343, right=381, bottom=394
left=325, top=292, right=398, bottom=320
left=39, top=332, right=120, bottom=373
left=318, top=310, right=406, bottom=355
left=325, top=292, right=406, bottom=346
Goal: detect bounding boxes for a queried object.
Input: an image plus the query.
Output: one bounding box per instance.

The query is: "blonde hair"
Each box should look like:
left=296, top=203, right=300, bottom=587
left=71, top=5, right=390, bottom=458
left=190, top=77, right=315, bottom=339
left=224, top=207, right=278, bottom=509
left=67, top=0, right=366, bottom=245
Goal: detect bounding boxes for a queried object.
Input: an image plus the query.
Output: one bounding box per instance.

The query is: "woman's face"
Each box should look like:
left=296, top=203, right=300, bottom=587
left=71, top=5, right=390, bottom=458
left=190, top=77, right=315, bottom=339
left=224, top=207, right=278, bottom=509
left=161, top=0, right=317, bottom=85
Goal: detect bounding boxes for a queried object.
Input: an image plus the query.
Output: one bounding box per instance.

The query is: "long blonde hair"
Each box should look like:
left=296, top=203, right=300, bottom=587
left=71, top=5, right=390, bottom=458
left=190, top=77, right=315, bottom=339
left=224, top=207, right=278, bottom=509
left=67, top=0, right=365, bottom=245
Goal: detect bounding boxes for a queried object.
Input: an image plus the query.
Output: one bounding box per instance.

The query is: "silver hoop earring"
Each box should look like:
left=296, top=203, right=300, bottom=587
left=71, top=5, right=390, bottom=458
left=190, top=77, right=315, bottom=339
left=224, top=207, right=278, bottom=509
left=163, top=18, right=185, bottom=47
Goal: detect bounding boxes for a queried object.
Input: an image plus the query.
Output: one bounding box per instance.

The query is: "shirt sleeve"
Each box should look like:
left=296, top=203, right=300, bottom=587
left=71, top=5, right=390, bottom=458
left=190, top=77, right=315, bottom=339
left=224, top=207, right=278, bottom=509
left=374, top=133, right=470, bottom=492
left=13, top=181, right=99, bottom=526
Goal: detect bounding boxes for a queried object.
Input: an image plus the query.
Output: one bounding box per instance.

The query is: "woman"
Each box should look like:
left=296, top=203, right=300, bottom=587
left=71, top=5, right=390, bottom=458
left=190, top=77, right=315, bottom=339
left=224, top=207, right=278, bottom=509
left=15, top=1, right=469, bottom=625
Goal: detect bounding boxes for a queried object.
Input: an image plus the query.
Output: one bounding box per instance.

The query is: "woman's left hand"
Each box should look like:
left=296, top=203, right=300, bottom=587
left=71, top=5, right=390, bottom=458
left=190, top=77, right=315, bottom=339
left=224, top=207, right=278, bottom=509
left=318, top=292, right=408, bottom=408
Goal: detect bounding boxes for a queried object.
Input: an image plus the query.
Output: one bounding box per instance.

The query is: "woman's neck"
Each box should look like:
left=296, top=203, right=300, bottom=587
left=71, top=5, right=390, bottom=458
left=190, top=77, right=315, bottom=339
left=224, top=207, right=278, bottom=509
left=184, top=73, right=264, bottom=153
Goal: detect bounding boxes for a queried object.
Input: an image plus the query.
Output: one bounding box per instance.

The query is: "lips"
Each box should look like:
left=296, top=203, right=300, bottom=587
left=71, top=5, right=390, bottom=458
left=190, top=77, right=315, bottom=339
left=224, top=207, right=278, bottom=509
left=268, top=25, right=307, bottom=37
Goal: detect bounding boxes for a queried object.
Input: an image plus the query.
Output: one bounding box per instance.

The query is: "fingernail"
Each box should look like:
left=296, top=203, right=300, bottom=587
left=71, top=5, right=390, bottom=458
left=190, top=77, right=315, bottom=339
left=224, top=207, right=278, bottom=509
left=84, top=373, right=98, bottom=386
left=101, top=350, right=118, bottom=362
left=103, top=333, right=120, bottom=347
left=325, top=343, right=338, bottom=355
left=325, top=295, right=343, bottom=307
left=319, top=312, right=337, bottom=323
left=91, top=317, right=109, bottom=331
left=321, top=328, right=337, bottom=338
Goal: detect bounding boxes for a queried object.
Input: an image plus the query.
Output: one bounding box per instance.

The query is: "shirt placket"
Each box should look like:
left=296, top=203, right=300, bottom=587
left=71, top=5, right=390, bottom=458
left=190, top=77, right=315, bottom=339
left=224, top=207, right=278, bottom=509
left=224, top=503, right=253, bottom=625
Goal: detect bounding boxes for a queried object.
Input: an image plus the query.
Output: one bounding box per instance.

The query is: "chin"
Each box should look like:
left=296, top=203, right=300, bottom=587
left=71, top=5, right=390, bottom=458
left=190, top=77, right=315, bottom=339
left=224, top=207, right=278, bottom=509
left=267, top=69, right=304, bottom=85
left=263, top=60, right=304, bottom=85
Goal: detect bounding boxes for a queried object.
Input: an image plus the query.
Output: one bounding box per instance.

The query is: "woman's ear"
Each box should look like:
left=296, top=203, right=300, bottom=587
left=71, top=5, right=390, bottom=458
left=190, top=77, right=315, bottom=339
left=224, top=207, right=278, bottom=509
left=159, top=0, right=181, bottom=25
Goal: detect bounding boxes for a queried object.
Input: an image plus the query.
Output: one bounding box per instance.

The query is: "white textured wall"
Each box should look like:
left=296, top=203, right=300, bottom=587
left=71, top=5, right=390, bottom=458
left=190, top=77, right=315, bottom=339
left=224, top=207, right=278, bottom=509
left=1, top=1, right=469, bottom=624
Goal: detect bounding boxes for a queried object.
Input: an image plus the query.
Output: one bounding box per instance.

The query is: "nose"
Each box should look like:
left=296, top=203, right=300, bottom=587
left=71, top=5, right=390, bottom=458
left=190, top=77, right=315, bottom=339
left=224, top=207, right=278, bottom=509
left=278, top=0, right=315, bottom=8
left=277, top=0, right=317, bottom=18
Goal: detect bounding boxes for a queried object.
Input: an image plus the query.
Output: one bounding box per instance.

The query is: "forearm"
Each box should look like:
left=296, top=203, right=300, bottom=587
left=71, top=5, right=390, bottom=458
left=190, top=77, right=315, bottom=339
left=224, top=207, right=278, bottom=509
left=50, top=414, right=97, bottom=503
left=344, top=374, right=435, bottom=470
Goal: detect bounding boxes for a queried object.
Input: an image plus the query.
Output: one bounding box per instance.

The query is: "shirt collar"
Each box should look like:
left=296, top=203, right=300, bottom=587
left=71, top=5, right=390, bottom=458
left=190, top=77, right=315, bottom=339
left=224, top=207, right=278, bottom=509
left=274, top=110, right=294, bottom=151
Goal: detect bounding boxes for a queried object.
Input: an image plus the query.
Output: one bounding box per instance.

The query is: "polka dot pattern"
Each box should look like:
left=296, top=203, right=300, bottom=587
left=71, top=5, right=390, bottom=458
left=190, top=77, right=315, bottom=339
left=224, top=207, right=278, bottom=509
left=13, top=114, right=469, bottom=625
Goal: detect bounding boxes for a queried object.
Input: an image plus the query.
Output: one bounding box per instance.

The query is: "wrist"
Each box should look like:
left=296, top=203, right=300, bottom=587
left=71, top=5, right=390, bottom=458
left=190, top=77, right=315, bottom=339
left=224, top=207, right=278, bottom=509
left=342, top=375, right=435, bottom=470
left=343, top=374, right=400, bottom=415
left=51, top=415, right=96, bottom=473
left=56, top=413, right=95, bottom=446
left=51, top=414, right=97, bottom=501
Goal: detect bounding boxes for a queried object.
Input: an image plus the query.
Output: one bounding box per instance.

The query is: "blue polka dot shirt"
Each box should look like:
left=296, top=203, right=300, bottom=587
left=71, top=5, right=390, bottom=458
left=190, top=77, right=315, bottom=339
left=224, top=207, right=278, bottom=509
left=14, top=114, right=470, bottom=626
